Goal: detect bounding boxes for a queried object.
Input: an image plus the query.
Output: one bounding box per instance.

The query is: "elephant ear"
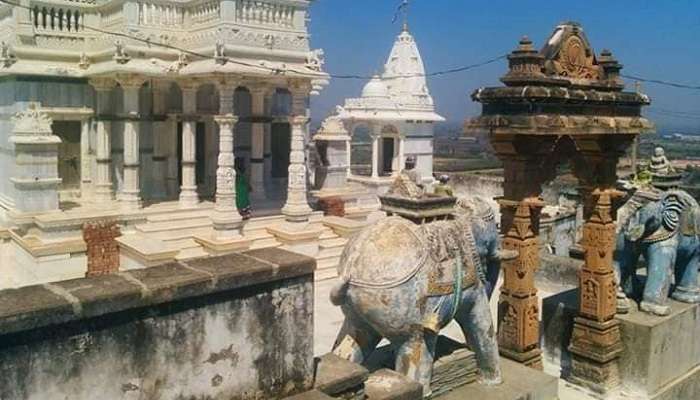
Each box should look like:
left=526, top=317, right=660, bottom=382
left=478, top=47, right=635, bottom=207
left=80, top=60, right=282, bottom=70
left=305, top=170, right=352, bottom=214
left=660, top=193, right=685, bottom=232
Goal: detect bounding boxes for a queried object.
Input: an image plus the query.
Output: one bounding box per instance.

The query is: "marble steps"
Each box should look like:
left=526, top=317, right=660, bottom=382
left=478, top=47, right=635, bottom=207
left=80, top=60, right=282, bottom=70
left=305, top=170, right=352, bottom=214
left=146, top=227, right=213, bottom=242
left=315, top=263, right=340, bottom=281
left=173, top=238, right=209, bottom=260
left=145, top=210, right=212, bottom=223
left=317, top=246, right=345, bottom=260
left=134, top=217, right=213, bottom=234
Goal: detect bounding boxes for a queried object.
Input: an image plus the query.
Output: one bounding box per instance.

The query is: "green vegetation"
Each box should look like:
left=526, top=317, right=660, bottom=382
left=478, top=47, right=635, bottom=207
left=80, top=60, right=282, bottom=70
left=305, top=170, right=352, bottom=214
left=433, top=157, right=502, bottom=172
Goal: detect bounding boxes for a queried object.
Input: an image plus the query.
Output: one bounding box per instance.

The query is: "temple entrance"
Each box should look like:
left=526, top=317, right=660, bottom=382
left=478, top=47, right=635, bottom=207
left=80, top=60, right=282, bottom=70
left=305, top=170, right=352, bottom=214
left=271, top=123, right=290, bottom=178
left=382, top=137, right=394, bottom=175
left=53, top=121, right=81, bottom=191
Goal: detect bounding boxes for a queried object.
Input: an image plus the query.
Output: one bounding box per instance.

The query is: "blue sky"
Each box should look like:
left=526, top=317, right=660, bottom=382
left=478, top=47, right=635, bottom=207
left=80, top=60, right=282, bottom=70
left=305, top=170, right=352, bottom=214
left=307, top=0, right=700, bottom=133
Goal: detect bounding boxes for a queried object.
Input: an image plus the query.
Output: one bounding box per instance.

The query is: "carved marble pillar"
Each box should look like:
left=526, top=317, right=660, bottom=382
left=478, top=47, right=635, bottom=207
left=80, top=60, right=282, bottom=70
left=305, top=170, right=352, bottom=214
left=346, top=140, right=352, bottom=178
left=371, top=126, right=380, bottom=179
left=397, top=136, right=405, bottom=175
left=179, top=81, right=199, bottom=208
left=567, top=140, right=628, bottom=395
left=496, top=157, right=546, bottom=370
left=211, top=82, right=243, bottom=238
left=91, top=79, right=116, bottom=203
left=165, top=114, right=179, bottom=199
left=282, top=115, right=313, bottom=223
left=150, top=81, right=169, bottom=200
left=80, top=118, right=92, bottom=195
left=249, top=85, right=270, bottom=201
left=281, top=83, right=313, bottom=223
left=116, top=76, right=145, bottom=209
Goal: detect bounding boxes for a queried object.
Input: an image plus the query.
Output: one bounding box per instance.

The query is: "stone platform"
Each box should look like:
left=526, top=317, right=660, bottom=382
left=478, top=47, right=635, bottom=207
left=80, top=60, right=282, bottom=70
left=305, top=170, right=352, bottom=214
left=617, top=300, right=700, bottom=399
left=434, top=357, right=559, bottom=400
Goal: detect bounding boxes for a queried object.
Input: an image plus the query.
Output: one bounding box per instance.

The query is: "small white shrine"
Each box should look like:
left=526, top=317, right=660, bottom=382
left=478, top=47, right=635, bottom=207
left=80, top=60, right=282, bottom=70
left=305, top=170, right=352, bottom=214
left=335, top=24, right=444, bottom=194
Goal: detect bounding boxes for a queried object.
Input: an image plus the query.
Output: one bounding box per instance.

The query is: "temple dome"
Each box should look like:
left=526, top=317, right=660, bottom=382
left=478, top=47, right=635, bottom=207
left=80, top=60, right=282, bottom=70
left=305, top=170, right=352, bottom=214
left=361, top=75, right=390, bottom=98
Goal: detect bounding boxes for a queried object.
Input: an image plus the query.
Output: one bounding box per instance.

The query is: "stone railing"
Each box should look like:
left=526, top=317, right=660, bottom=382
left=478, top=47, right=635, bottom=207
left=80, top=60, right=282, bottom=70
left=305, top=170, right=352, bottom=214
left=235, top=0, right=296, bottom=28
left=30, top=3, right=85, bottom=33
left=137, top=1, right=185, bottom=27
left=0, top=248, right=316, bottom=399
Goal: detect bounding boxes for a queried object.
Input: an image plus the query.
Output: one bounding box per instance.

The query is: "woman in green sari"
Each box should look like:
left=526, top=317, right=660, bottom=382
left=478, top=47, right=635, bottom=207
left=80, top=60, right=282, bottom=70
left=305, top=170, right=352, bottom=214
left=236, top=160, right=252, bottom=219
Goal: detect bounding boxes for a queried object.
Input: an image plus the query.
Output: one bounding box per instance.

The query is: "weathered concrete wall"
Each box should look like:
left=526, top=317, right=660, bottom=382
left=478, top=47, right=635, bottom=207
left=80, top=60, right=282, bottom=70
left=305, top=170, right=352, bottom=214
left=0, top=248, right=316, bottom=400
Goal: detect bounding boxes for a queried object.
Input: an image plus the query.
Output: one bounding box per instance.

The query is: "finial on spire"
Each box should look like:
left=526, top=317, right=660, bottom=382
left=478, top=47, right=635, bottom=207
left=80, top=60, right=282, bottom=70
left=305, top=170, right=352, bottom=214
left=392, top=0, right=410, bottom=30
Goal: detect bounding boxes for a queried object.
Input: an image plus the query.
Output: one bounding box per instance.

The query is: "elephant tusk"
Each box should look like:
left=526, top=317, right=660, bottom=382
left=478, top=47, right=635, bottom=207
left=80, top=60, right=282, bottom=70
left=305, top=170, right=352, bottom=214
left=497, top=249, right=519, bottom=262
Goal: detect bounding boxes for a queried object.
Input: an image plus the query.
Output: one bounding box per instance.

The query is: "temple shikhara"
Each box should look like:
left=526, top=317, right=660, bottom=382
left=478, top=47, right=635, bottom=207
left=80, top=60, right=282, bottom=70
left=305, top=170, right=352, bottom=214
left=0, top=2, right=699, bottom=400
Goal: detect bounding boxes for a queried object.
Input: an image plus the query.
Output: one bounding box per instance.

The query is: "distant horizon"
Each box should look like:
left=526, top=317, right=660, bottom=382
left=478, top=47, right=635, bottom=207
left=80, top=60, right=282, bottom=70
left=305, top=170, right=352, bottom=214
left=307, top=0, right=700, bottom=132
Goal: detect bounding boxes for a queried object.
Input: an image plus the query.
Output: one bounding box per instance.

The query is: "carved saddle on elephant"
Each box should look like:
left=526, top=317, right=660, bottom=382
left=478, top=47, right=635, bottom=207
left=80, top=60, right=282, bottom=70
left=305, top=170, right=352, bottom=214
left=338, top=217, right=482, bottom=296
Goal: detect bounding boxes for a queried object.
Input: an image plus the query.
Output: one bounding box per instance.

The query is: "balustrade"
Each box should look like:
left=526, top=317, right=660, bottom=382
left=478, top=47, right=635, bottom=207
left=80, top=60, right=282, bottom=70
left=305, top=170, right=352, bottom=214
left=236, top=0, right=295, bottom=28
left=32, top=5, right=83, bottom=32
left=138, top=2, right=184, bottom=27
left=189, top=1, right=219, bottom=25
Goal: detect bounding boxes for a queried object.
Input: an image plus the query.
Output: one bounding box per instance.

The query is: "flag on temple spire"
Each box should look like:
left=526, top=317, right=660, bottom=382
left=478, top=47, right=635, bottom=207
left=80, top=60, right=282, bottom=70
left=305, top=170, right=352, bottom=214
left=392, top=0, right=409, bottom=24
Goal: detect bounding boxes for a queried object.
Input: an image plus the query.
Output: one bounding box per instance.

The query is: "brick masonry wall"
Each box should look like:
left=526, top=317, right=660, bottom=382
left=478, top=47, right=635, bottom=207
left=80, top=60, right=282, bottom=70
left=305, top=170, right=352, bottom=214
left=82, top=220, right=121, bottom=277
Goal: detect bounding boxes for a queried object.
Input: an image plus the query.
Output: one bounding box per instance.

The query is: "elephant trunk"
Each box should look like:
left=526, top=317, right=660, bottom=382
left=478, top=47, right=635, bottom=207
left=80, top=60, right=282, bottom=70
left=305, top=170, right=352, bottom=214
left=330, top=278, right=350, bottom=306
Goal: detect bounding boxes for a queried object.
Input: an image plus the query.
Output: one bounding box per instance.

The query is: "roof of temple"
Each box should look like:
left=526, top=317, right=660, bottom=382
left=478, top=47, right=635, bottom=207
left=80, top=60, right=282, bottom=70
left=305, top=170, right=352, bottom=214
left=336, top=25, right=444, bottom=123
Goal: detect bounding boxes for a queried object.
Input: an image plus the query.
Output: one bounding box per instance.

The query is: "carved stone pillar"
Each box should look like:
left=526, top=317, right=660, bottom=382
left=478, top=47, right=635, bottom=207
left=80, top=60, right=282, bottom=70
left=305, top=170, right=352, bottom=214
left=80, top=118, right=92, bottom=195
left=371, top=130, right=380, bottom=179
left=282, top=115, right=313, bottom=223
left=567, top=141, right=628, bottom=395
left=496, top=155, right=547, bottom=370
left=116, top=76, right=145, bottom=209
left=151, top=81, right=169, bottom=200
left=211, top=82, right=243, bottom=238
left=91, top=79, right=116, bottom=203
left=179, top=81, right=199, bottom=208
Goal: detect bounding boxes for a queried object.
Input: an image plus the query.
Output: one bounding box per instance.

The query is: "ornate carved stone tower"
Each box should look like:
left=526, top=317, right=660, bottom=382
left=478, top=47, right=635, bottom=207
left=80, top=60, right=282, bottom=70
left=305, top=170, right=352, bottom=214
left=467, top=22, right=654, bottom=394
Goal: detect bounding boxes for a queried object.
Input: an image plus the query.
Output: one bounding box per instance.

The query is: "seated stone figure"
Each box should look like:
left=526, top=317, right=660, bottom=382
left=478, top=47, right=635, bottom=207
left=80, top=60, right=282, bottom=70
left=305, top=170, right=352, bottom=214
left=434, top=175, right=454, bottom=197
left=387, top=156, right=424, bottom=199
left=650, top=146, right=674, bottom=176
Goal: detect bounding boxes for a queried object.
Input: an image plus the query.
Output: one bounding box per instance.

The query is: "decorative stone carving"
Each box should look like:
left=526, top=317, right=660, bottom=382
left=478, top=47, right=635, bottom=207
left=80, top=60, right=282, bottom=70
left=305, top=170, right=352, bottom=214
left=553, top=34, right=601, bottom=80
left=214, top=39, right=226, bottom=65
left=306, top=49, right=325, bottom=72
left=113, top=40, right=130, bottom=64
left=0, top=41, right=16, bottom=68
left=78, top=52, right=90, bottom=70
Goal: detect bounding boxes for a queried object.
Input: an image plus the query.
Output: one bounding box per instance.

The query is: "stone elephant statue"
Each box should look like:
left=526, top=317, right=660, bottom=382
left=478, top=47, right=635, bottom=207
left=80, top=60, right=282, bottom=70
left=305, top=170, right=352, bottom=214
left=615, top=189, right=700, bottom=316
left=330, top=197, right=507, bottom=396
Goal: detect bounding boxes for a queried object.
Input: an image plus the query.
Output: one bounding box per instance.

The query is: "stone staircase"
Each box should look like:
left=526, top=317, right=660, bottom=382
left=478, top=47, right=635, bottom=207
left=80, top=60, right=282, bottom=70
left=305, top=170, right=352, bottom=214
left=133, top=209, right=213, bottom=260
left=315, top=228, right=348, bottom=281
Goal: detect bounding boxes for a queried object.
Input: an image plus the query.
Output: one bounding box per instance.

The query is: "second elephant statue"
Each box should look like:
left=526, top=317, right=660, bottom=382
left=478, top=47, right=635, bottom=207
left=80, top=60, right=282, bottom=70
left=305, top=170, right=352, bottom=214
left=615, top=189, right=700, bottom=316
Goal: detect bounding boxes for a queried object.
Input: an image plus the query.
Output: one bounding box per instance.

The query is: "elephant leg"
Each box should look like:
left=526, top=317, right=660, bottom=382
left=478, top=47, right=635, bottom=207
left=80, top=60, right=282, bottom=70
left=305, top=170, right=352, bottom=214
left=394, top=331, right=437, bottom=398
left=455, top=288, right=502, bottom=385
left=672, top=245, right=700, bottom=303
left=484, top=257, right=501, bottom=300
left=332, top=308, right=381, bottom=365
left=641, top=243, right=676, bottom=316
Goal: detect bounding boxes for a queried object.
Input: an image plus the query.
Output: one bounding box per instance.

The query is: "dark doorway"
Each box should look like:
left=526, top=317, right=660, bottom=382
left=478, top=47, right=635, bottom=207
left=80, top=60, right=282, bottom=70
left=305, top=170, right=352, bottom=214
left=382, top=137, right=395, bottom=174
left=53, top=121, right=81, bottom=190
left=271, top=123, right=291, bottom=178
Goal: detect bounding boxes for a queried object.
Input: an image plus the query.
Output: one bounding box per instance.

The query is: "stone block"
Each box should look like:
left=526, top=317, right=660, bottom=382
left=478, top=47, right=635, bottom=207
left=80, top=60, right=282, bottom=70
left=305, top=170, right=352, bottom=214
left=365, top=369, right=423, bottom=400
left=541, top=288, right=578, bottom=375
left=617, top=300, right=700, bottom=399
left=314, top=353, right=369, bottom=398
left=366, top=336, right=478, bottom=397
left=434, top=358, right=558, bottom=400
left=285, top=389, right=334, bottom=400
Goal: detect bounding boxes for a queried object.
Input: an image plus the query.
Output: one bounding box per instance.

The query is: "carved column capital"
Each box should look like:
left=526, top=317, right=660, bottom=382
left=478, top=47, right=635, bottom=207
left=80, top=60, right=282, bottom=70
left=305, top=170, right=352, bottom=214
left=288, top=115, right=309, bottom=126
left=114, top=75, right=146, bottom=90
left=89, top=78, right=117, bottom=92
left=214, top=115, right=239, bottom=130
